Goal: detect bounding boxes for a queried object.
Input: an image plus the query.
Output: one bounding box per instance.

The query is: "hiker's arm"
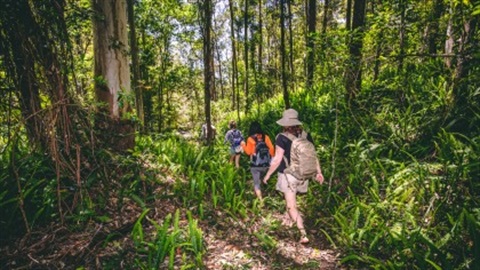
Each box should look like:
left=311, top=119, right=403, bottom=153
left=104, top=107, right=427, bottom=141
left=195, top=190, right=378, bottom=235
left=263, top=145, right=284, bottom=184
left=241, top=137, right=255, bottom=155
left=315, top=159, right=324, bottom=184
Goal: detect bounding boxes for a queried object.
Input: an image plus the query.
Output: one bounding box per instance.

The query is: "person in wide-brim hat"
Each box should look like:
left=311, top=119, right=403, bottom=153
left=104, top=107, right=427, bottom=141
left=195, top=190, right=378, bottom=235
left=276, top=108, right=303, bottom=127
left=263, top=108, right=324, bottom=244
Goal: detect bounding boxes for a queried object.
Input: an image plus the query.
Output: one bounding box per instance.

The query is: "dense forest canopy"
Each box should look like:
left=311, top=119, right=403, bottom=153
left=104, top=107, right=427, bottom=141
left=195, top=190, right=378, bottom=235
left=0, top=0, right=479, bottom=268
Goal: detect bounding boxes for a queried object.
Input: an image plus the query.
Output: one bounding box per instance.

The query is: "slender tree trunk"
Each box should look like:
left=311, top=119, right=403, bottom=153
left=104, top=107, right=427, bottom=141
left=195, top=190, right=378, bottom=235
left=158, top=35, right=170, bottom=133
left=346, top=0, right=352, bottom=31
left=228, top=0, right=238, bottom=111
left=213, top=11, right=224, bottom=100
left=287, top=0, right=294, bottom=84
left=306, top=0, right=316, bottom=89
left=244, top=0, right=250, bottom=113
left=140, top=29, right=152, bottom=131
left=425, top=0, right=444, bottom=54
left=258, top=0, right=263, bottom=74
left=452, top=16, right=478, bottom=107
left=280, top=0, right=290, bottom=108
left=127, top=0, right=144, bottom=132
left=203, top=0, right=214, bottom=144
left=322, top=0, right=329, bottom=34
left=345, top=0, right=366, bottom=100
left=398, top=0, right=406, bottom=74
left=215, top=39, right=225, bottom=100
left=445, top=5, right=454, bottom=68
left=370, top=1, right=380, bottom=81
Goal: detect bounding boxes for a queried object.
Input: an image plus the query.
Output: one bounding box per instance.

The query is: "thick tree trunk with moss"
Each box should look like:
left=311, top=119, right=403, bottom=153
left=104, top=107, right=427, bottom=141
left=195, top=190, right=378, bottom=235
left=92, top=0, right=134, bottom=151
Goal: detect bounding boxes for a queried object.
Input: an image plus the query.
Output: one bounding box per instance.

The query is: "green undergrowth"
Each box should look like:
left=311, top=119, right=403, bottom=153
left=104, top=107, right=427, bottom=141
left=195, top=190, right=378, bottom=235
left=1, top=75, right=479, bottom=269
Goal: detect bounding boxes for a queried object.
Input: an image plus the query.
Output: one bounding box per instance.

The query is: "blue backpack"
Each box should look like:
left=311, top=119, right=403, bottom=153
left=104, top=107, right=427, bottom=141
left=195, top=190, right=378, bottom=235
left=232, top=129, right=243, bottom=153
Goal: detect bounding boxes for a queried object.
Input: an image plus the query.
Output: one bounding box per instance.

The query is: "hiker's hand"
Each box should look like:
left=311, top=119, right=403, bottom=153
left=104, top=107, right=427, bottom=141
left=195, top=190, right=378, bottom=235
left=316, top=172, right=324, bottom=184
left=263, top=174, right=270, bottom=184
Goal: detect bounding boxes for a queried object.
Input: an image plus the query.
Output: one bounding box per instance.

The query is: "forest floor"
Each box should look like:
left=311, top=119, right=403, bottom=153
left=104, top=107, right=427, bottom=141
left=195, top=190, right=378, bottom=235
left=0, top=174, right=342, bottom=269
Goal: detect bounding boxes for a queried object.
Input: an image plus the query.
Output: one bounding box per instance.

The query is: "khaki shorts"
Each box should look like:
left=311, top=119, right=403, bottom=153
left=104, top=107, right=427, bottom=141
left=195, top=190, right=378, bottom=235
left=276, top=173, right=309, bottom=194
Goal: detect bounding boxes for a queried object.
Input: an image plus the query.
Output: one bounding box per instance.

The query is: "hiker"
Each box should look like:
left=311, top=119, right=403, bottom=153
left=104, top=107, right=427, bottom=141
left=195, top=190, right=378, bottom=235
left=241, top=121, right=275, bottom=201
left=200, top=123, right=216, bottom=142
left=224, top=120, right=244, bottom=168
left=263, top=108, right=324, bottom=244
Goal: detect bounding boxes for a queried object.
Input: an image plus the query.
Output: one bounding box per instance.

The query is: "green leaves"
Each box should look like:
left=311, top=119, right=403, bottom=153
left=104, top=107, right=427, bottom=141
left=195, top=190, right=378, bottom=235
left=131, top=209, right=206, bottom=269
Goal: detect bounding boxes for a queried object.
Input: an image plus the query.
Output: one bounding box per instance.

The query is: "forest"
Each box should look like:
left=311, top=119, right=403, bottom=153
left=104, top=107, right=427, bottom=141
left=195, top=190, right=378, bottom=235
left=0, top=0, right=479, bottom=269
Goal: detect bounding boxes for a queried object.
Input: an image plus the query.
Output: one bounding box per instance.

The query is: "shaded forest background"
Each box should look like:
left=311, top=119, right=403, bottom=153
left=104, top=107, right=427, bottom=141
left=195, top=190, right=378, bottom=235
left=0, top=0, right=479, bottom=269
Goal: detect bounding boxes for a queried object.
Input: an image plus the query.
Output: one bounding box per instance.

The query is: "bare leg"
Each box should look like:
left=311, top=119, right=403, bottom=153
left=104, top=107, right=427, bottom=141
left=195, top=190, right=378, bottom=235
left=284, top=190, right=308, bottom=243
left=254, top=188, right=263, bottom=200
left=234, top=154, right=240, bottom=168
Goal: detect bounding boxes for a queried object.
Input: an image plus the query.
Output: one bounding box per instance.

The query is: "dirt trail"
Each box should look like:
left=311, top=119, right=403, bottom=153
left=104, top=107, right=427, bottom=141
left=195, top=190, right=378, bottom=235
left=0, top=183, right=341, bottom=269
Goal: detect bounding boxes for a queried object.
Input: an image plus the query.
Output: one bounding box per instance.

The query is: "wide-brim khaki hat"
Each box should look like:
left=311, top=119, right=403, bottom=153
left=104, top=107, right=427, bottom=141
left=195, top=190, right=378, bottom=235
left=276, top=108, right=303, bottom=126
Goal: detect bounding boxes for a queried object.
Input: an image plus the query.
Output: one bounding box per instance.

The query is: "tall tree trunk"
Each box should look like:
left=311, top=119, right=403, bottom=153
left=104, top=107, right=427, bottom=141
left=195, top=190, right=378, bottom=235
left=127, top=0, right=144, bottom=132
left=244, top=0, right=250, bottom=113
left=140, top=29, right=153, bottom=131
left=398, top=0, right=406, bottom=74
left=371, top=1, right=381, bottom=81
left=445, top=6, right=454, bottom=68
left=157, top=36, right=170, bottom=133
left=258, top=0, right=263, bottom=74
left=452, top=16, right=478, bottom=108
left=213, top=11, right=224, bottom=100
left=425, top=0, right=444, bottom=54
left=322, top=0, right=329, bottom=34
left=228, top=0, right=239, bottom=112
left=215, top=39, right=225, bottom=100
left=306, top=0, right=316, bottom=89
left=203, top=0, right=214, bottom=144
left=345, top=0, right=366, bottom=100
left=346, top=0, right=352, bottom=31
left=287, top=0, right=294, bottom=84
left=92, top=0, right=134, bottom=151
left=280, top=0, right=290, bottom=108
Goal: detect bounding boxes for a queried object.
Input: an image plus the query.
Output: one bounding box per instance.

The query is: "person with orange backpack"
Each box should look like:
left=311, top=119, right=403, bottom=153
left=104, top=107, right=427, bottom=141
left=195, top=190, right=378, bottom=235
left=241, top=121, right=275, bottom=201
left=263, top=109, right=324, bottom=244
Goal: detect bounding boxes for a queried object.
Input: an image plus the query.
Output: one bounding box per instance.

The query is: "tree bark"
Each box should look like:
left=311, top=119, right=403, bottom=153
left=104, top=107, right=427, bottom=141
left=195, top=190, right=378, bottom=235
left=228, top=0, right=239, bottom=112
left=203, top=0, right=214, bottom=144
left=425, top=0, right=444, bottom=54
left=258, top=0, right=264, bottom=74
left=244, top=0, right=250, bottom=112
left=346, top=0, right=352, bottom=31
left=127, top=0, right=144, bottom=132
left=306, top=0, right=316, bottom=89
left=280, top=0, right=290, bottom=108
left=322, top=0, right=329, bottom=34
left=345, top=0, right=366, bottom=100
left=92, top=0, right=134, bottom=151
left=287, top=0, right=294, bottom=83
